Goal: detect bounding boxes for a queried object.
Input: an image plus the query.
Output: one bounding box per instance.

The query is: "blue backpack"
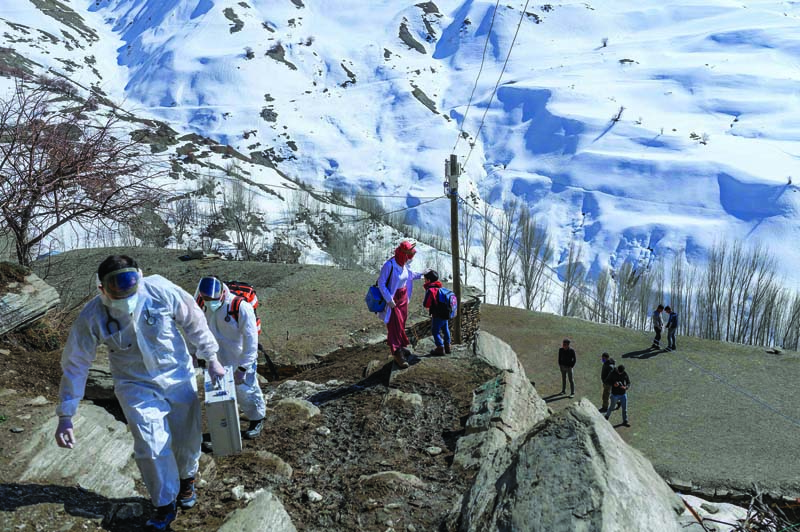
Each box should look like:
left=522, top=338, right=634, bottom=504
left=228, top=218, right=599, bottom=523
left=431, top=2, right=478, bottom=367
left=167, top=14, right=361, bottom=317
left=365, top=261, right=394, bottom=313
left=434, top=287, right=458, bottom=320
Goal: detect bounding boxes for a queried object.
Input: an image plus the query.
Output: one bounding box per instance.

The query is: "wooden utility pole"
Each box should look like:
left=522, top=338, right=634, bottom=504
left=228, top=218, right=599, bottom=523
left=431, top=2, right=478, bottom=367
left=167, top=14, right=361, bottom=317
left=448, top=154, right=462, bottom=344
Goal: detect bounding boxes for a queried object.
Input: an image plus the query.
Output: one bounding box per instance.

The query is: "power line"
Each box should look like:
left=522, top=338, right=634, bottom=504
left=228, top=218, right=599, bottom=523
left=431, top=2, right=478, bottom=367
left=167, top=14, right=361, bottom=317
left=452, top=0, right=501, bottom=153
left=463, top=0, right=532, bottom=168
left=338, top=195, right=447, bottom=225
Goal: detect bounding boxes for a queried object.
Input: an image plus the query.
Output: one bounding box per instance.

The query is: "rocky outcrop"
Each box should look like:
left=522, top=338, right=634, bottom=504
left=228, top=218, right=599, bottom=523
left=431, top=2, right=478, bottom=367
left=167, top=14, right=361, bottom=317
left=450, top=399, right=684, bottom=532
left=18, top=404, right=141, bottom=499
left=0, top=273, right=60, bottom=336
left=218, top=489, right=297, bottom=532
left=273, top=398, right=321, bottom=421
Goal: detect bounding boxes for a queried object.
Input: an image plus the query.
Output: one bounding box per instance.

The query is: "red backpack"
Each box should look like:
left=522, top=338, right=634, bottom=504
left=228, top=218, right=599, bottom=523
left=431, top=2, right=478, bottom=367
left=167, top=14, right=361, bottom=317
left=196, top=280, right=262, bottom=334
left=226, top=280, right=261, bottom=334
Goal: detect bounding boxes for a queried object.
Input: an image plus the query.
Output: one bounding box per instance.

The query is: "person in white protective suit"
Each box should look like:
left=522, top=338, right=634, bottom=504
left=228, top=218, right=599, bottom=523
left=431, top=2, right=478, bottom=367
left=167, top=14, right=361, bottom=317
left=195, top=276, right=266, bottom=440
left=54, top=255, right=225, bottom=531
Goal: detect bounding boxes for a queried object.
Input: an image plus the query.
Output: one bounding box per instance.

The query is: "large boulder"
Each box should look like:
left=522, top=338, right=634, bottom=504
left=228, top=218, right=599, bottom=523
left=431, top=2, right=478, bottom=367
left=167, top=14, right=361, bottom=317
left=474, top=331, right=529, bottom=376
left=217, top=489, right=297, bottom=532
left=18, top=404, right=141, bottom=498
left=450, top=399, right=684, bottom=532
left=0, top=272, right=60, bottom=336
left=453, top=368, right=548, bottom=471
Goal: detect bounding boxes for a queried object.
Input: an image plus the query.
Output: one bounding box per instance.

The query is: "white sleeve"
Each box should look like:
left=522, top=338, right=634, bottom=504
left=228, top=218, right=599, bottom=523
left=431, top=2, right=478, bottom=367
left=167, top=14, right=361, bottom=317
left=377, top=260, right=394, bottom=302
left=56, top=313, right=98, bottom=417
left=238, top=301, right=259, bottom=368
left=171, top=281, right=219, bottom=363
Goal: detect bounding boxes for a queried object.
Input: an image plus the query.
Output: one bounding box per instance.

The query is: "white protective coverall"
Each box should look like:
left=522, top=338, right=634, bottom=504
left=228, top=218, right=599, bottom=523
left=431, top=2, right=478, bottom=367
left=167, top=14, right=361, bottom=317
left=200, top=284, right=266, bottom=421
left=57, top=275, right=219, bottom=507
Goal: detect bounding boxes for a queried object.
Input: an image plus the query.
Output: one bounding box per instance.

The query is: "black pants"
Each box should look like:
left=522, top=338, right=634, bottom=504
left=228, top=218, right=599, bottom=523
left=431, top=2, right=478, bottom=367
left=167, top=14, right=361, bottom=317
left=653, top=326, right=662, bottom=346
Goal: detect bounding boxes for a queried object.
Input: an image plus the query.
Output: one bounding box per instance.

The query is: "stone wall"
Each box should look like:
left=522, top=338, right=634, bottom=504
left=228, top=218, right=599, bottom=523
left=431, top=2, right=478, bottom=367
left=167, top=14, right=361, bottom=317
left=407, top=290, right=481, bottom=346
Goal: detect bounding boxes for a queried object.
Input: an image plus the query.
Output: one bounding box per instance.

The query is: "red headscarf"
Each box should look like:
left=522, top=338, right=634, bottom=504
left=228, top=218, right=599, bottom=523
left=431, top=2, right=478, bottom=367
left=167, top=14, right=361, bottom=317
left=394, top=241, right=416, bottom=267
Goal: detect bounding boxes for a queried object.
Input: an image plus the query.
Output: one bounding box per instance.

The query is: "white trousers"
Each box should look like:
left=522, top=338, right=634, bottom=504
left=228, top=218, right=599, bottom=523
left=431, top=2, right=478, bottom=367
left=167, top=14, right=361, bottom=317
left=116, top=378, right=201, bottom=507
left=236, top=361, right=267, bottom=421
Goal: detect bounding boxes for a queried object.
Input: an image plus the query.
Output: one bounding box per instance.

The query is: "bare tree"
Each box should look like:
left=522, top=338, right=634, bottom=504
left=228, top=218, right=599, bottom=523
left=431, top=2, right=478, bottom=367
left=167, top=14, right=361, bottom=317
left=591, top=268, right=612, bottom=323
left=0, top=80, right=165, bottom=265
left=516, top=209, right=552, bottom=311
left=561, top=240, right=586, bottom=317
left=479, top=201, right=496, bottom=303
left=459, top=201, right=476, bottom=286
left=495, top=200, right=521, bottom=305
left=221, top=176, right=265, bottom=260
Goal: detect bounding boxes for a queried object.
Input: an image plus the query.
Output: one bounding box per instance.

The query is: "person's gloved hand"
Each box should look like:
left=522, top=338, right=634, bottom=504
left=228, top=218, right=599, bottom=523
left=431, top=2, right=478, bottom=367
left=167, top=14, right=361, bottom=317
left=234, top=366, right=247, bottom=385
left=207, top=359, right=226, bottom=383
left=55, top=417, right=75, bottom=449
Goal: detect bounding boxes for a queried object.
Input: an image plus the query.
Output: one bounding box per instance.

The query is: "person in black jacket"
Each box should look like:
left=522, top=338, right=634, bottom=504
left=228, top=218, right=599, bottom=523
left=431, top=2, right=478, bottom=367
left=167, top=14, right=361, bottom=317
left=604, top=364, right=631, bottom=427
left=558, top=338, right=577, bottom=397
left=599, top=352, right=615, bottom=413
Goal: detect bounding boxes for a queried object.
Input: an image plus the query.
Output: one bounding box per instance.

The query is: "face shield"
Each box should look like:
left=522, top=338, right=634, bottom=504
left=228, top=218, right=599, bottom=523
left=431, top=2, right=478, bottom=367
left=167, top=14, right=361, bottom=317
left=101, top=268, right=141, bottom=299
left=197, top=277, right=223, bottom=301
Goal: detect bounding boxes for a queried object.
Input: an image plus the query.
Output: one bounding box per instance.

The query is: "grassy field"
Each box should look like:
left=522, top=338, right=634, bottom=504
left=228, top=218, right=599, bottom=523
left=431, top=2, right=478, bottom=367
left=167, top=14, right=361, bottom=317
left=482, top=304, right=800, bottom=498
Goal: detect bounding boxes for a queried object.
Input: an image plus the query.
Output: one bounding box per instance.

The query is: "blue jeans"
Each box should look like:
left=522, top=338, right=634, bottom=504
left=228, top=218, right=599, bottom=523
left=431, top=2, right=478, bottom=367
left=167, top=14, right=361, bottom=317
left=431, top=316, right=451, bottom=347
left=605, top=393, right=628, bottom=423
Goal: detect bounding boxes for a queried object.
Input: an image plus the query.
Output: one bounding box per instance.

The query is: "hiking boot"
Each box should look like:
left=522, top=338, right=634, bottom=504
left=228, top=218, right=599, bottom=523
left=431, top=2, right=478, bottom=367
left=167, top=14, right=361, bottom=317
left=201, top=440, right=213, bottom=453
left=444, top=343, right=451, bottom=354
left=569, top=393, right=575, bottom=398
left=391, top=350, right=409, bottom=369
left=177, top=477, right=196, bottom=509
left=559, top=389, right=566, bottom=395
left=599, top=407, right=607, bottom=413
left=244, top=419, right=264, bottom=440
left=429, top=346, right=445, bottom=356
left=622, top=421, right=631, bottom=427
left=145, top=502, right=176, bottom=531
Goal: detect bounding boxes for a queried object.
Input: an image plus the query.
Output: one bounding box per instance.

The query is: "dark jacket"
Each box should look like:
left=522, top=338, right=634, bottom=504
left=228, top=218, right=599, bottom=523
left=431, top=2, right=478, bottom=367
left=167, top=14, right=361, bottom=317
left=601, top=358, right=616, bottom=382
left=558, top=347, right=576, bottom=368
left=422, top=280, right=442, bottom=316
left=604, top=369, right=630, bottom=396
left=667, top=312, right=678, bottom=330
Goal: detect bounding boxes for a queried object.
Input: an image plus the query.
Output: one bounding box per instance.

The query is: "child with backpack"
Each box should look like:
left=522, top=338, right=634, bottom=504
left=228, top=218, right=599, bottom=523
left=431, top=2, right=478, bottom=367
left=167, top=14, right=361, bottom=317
left=422, top=270, right=454, bottom=356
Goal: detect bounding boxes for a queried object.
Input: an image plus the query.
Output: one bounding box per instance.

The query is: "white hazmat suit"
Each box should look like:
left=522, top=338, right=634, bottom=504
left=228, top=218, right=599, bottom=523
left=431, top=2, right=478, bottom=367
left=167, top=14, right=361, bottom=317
left=197, top=283, right=266, bottom=421
left=57, top=275, right=219, bottom=507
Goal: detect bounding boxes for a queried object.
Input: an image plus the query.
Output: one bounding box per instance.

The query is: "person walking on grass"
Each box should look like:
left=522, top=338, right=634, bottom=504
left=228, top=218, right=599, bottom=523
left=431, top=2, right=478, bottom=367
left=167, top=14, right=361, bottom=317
left=558, top=338, right=577, bottom=397
left=651, top=304, right=664, bottom=349
left=599, top=352, right=615, bottom=413
left=422, top=270, right=451, bottom=356
left=55, top=255, right=224, bottom=531
left=377, top=241, right=425, bottom=368
left=665, top=306, right=678, bottom=351
left=604, top=364, right=631, bottom=427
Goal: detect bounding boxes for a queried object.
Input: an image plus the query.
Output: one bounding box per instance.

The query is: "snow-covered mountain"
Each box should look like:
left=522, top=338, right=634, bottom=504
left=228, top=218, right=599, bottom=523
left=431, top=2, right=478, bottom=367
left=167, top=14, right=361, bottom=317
left=2, top=0, right=799, bottom=291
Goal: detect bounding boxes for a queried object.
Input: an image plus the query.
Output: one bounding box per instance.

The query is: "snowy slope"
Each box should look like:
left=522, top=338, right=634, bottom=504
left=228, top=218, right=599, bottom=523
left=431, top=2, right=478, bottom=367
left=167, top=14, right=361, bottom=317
left=2, top=0, right=799, bottom=292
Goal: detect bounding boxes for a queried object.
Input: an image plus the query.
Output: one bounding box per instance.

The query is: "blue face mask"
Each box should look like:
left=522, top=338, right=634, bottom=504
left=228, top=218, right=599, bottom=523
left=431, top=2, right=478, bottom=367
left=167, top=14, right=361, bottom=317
left=207, top=299, right=223, bottom=312
left=109, top=293, right=138, bottom=314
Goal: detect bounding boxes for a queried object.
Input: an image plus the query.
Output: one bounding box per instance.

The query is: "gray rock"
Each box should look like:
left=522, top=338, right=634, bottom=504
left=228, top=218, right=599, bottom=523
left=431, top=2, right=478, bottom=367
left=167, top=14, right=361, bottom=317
left=231, top=485, right=246, bottom=501
left=84, top=366, right=115, bottom=401
left=254, top=450, right=293, bottom=479
left=363, top=359, right=384, bottom=378
left=10, top=427, right=24, bottom=433
left=359, top=471, right=425, bottom=489
left=449, top=399, right=684, bottom=532
left=307, top=489, right=323, bottom=502
left=273, top=398, right=320, bottom=421
left=425, top=446, right=443, bottom=456
left=474, top=332, right=529, bottom=376
left=453, top=368, right=548, bottom=471
left=218, top=490, right=297, bottom=532
left=24, top=396, right=49, bottom=406
left=0, top=273, right=60, bottom=336
left=315, top=426, right=331, bottom=436
left=18, top=404, right=141, bottom=499
left=700, top=502, right=720, bottom=514
left=383, top=389, right=422, bottom=409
